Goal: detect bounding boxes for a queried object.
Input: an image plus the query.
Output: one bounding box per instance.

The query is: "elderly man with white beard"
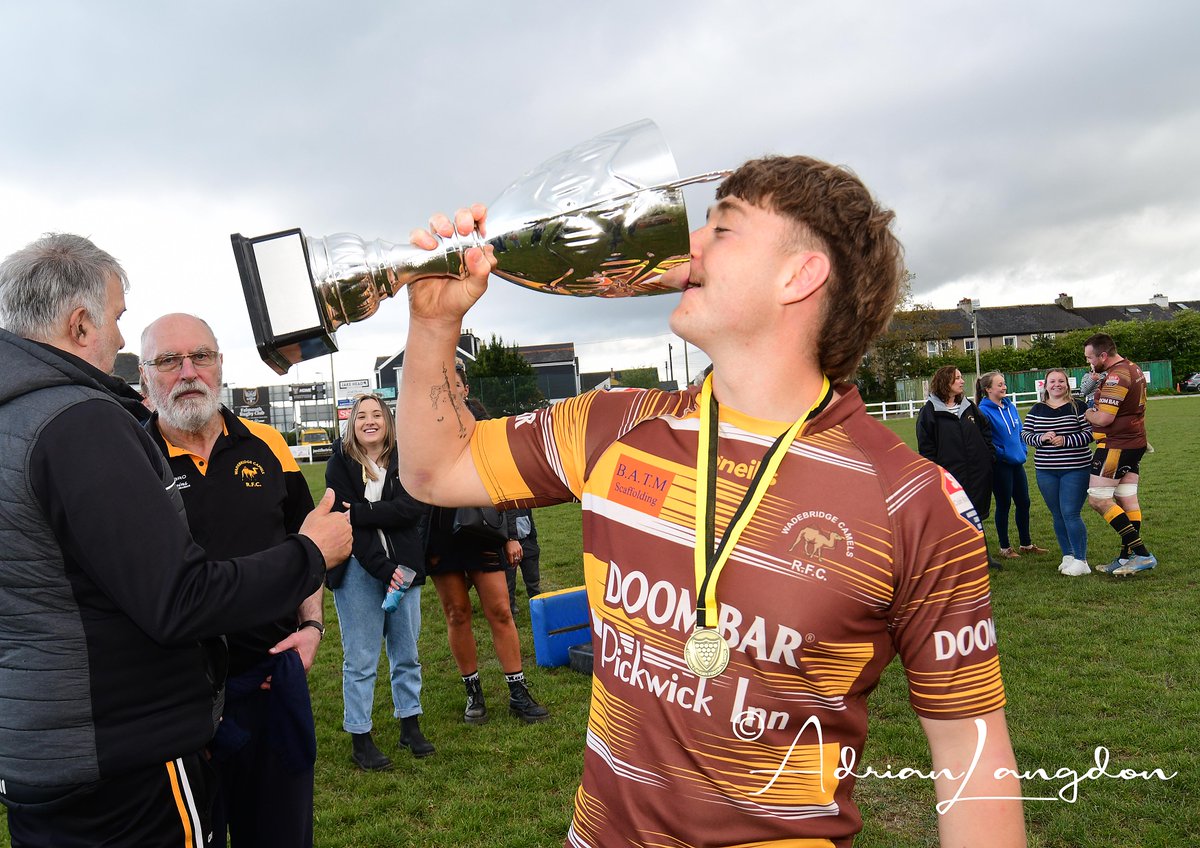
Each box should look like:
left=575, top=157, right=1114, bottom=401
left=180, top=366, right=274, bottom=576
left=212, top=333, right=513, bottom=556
left=140, top=313, right=326, bottom=848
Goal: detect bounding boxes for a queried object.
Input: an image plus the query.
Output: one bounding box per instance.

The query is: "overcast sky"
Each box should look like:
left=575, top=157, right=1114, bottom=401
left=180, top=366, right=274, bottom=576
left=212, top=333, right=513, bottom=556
left=3, top=1, right=1198, bottom=390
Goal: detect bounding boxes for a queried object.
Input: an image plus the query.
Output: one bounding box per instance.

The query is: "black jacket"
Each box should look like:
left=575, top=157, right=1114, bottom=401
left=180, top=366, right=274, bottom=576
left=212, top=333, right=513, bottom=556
left=915, top=396, right=995, bottom=520
left=0, top=330, right=324, bottom=795
left=324, top=440, right=429, bottom=588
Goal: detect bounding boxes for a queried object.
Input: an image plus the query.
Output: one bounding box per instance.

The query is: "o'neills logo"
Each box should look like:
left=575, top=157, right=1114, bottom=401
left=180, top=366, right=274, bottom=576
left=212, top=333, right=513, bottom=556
left=235, top=460, right=266, bottom=488
left=607, top=454, right=675, bottom=516
left=716, top=454, right=779, bottom=486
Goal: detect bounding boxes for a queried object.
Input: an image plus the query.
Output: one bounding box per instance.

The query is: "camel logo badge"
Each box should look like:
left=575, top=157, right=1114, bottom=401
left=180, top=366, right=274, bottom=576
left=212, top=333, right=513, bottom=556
left=780, top=510, right=855, bottom=569
left=788, top=526, right=844, bottom=561
left=234, top=460, right=266, bottom=488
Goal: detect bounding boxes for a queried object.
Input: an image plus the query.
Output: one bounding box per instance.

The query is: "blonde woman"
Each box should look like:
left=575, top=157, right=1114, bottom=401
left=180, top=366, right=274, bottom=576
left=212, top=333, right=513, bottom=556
left=1020, top=370, right=1093, bottom=575
left=325, top=394, right=433, bottom=769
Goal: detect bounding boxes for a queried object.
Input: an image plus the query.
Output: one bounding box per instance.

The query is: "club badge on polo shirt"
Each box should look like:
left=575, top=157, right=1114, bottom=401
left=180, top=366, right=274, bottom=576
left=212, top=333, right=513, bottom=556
left=235, top=460, right=266, bottom=488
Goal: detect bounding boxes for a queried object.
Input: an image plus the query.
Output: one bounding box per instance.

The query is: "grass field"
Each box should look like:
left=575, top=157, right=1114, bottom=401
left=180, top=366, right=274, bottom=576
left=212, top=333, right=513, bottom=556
left=4, top=397, right=1194, bottom=847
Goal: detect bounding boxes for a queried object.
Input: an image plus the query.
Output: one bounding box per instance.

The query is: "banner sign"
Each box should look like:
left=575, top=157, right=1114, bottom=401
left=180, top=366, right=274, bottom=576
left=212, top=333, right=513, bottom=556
left=234, top=386, right=272, bottom=424
left=289, top=383, right=326, bottom=401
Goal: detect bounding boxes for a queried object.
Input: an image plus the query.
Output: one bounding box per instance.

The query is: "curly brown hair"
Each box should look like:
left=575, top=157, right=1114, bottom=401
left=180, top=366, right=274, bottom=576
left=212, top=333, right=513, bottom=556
left=717, top=156, right=905, bottom=381
left=929, top=365, right=964, bottom=404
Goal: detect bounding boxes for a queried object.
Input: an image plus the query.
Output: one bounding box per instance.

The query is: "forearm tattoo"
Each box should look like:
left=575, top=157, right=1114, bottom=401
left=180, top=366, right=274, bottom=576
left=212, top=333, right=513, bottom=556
left=428, top=363, right=469, bottom=439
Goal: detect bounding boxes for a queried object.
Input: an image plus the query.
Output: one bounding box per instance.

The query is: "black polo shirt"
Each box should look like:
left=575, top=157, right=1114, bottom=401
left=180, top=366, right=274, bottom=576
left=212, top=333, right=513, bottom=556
left=146, top=407, right=315, bottom=675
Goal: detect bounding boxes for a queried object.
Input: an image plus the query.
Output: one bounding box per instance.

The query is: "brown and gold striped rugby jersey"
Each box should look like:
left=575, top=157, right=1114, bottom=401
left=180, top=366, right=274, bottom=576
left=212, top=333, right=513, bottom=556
left=1093, top=359, right=1148, bottom=449
left=471, top=383, right=1006, bottom=848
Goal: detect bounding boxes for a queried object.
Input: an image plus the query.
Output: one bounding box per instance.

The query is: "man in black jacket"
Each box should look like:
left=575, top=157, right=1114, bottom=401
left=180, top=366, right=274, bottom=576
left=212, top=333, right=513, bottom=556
left=140, top=311, right=326, bottom=848
left=0, top=234, right=351, bottom=848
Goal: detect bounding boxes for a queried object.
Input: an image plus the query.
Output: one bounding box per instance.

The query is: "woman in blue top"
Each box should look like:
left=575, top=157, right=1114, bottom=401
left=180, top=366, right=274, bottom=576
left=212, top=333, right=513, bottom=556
left=976, top=372, right=1048, bottom=559
left=1020, top=368, right=1094, bottom=576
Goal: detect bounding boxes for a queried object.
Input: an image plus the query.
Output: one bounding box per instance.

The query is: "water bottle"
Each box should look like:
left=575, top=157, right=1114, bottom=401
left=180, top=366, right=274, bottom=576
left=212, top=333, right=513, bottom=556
left=381, top=584, right=406, bottom=612
left=381, top=564, right=418, bottom=612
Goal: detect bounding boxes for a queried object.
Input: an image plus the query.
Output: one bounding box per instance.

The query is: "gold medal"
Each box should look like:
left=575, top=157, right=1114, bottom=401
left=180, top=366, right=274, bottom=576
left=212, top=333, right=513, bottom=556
left=687, top=375, right=832, bottom=680
left=684, top=627, right=730, bottom=678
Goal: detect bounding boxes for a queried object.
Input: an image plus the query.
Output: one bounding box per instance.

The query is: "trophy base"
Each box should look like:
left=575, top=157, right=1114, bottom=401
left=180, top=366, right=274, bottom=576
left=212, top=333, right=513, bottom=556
left=232, top=230, right=338, bottom=375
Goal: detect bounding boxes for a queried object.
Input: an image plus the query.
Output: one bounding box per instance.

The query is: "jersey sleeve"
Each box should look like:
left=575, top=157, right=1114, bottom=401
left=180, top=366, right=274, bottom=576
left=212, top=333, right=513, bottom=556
left=470, top=388, right=695, bottom=509
left=887, top=463, right=1007, bottom=720
left=1095, top=368, right=1130, bottom=413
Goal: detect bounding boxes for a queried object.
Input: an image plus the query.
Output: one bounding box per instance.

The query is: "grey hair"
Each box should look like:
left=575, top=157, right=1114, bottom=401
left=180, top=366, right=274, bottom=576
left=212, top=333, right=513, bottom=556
left=0, top=233, right=129, bottom=339
left=140, top=314, right=220, bottom=359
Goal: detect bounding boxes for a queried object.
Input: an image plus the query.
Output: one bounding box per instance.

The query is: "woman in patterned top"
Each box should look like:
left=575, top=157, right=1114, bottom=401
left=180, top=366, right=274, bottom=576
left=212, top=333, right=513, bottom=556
left=1020, top=368, right=1094, bottom=576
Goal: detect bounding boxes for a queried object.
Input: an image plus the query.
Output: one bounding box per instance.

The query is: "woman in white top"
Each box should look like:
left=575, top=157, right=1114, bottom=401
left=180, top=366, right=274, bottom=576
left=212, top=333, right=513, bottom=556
left=325, top=394, right=434, bottom=769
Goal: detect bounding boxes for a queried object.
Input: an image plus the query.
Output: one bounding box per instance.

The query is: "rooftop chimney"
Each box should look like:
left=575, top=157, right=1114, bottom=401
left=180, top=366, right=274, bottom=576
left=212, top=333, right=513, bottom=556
left=1054, top=293, right=1074, bottom=309
left=1150, top=293, right=1170, bottom=310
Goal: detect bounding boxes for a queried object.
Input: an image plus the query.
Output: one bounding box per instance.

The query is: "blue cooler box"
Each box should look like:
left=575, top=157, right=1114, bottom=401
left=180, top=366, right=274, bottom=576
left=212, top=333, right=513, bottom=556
left=529, top=586, right=591, bottom=667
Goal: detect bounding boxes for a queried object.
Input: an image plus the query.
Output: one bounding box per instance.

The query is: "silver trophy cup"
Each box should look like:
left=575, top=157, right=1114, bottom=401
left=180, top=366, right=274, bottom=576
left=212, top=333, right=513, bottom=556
left=231, top=119, right=727, bottom=374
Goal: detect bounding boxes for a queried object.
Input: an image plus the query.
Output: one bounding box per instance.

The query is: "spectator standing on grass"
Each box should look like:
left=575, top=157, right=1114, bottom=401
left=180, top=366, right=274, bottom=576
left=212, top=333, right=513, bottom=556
left=1020, top=369, right=1093, bottom=576
left=324, top=393, right=435, bottom=770
left=141, top=312, right=332, bottom=848
left=423, top=360, right=549, bottom=725
left=1082, top=333, right=1157, bottom=575
left=0, top=236, right=348, bottom=847
left=504, top=506, right=542, bottom=616
left=395, top=154, right=1025, bottom=847
left=976, top=371, right=1048, bottom=560
left=916, top=365, right=1002, bottom=569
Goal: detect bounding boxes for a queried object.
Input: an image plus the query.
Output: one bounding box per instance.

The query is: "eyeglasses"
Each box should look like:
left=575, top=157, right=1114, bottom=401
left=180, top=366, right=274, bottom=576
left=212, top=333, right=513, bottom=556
left=142, top=350, right=220, bottom=372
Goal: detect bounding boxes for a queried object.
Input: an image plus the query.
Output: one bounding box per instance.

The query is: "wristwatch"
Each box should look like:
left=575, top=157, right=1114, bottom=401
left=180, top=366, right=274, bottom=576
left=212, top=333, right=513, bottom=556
left=298, top=619, right=325, bottom=639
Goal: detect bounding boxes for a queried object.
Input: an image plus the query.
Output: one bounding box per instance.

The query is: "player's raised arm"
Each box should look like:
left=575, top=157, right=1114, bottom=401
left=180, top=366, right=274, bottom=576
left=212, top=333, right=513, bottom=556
left=396, top=204, right=496, bottom=507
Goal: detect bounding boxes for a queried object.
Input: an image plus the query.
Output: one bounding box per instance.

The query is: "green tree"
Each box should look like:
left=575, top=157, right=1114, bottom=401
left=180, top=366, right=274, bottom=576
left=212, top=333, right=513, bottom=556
left=613, top=367, right=660, bottom=389
left=857, top=273, right=957, bottom=400
left=468, top=334, right=547, bottom=416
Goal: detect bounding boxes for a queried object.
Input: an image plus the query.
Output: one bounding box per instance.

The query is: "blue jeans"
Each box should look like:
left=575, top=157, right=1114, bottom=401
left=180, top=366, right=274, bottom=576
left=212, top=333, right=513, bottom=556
left=332, top=557, right=423, bottom=733
left=1035, top=467, right=1090, bottom=561
left=992, top=461, right=1032, bottom=549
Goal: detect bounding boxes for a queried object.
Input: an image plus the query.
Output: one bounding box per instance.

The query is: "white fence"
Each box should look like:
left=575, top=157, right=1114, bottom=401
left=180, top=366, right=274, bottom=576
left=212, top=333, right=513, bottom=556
left=289, top=445, right=314, bottom=463
left=865, top=390, right=1042, bottom=420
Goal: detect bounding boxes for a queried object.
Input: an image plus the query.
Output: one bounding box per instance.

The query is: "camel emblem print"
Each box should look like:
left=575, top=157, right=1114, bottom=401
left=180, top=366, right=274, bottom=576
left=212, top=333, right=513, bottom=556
left=234, top=460, right=266, bottom=488
left=788, top=526, right=844, bottom=561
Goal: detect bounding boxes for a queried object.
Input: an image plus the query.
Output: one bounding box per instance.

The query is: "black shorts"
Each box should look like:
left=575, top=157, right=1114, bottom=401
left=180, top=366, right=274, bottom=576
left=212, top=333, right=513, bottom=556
left=1091, top=446, right=1146, bottom=479
left=6, top=751, right=214, bottom=848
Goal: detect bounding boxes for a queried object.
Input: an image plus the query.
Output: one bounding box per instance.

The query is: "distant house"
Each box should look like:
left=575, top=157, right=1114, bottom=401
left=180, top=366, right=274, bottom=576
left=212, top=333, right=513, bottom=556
left=518, top=342, right=579, bottom=402
left=375, top=331, right=484, bottom=392
left=379, top=331, right=580, bottom=402
left=579, top=368, right=673, bottom=392
left=896, top=293, right=1199, bottom=356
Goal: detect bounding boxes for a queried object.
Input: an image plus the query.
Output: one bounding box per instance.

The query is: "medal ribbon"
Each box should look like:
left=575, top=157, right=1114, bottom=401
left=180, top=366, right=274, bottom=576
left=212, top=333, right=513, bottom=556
left=692, top=373, right=833, bottom=628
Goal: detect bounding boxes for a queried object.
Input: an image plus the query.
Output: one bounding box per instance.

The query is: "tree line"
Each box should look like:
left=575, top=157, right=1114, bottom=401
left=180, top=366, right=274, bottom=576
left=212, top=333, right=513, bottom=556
left=858, top=309, right=1200, bottom=402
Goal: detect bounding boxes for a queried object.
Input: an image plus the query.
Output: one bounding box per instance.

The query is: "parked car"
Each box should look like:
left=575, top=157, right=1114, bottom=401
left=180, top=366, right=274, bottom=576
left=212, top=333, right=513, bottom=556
left=298, top=426, right=334, bottom=459
left=1182, top=373, right=1200, bottom=393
